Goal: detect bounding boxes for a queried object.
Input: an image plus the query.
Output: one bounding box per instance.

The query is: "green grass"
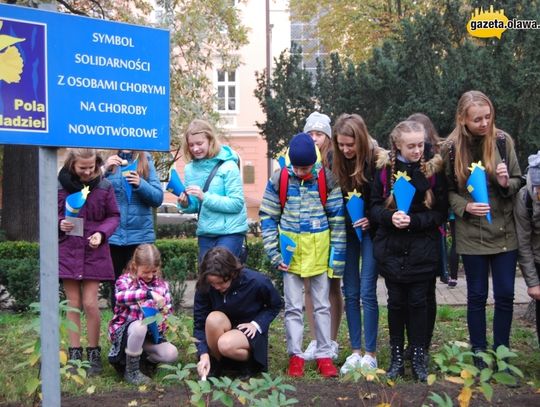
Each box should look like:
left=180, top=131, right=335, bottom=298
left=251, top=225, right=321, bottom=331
left=1, top=304, right=540, bottom=405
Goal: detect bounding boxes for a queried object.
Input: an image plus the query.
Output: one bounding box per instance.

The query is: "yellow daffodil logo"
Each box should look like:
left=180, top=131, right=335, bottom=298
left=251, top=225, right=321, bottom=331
left=0, top=20, right=26, bottom=84
left=346, top=188, right=362, bottom=201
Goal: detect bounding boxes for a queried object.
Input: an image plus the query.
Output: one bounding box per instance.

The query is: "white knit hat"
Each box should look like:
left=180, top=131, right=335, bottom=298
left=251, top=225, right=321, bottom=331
left=304, top=112, right=332, bottom=138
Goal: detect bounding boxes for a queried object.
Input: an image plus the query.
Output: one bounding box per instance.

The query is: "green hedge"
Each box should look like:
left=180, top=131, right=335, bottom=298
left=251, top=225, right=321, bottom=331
left=0, top=239, right=280, bottom=310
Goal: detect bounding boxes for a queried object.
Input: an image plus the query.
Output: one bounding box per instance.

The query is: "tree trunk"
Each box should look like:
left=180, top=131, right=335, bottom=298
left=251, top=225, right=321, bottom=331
left=1, top=145, right=40, bottom=241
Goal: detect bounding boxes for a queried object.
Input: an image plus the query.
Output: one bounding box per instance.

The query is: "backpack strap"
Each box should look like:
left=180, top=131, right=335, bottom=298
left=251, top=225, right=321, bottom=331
left=496, top=132, right=507, bottom=163
left=278, top=167, right=328, bottom=210
left=317, top=167, right=327, bottom=207
left=380, top=166, right=389, bottom=198
left=198, top=160, right=225, bottom=218
left=279, top=167, right=289, bottom=209
left=525, top=189, right=533, bottom=220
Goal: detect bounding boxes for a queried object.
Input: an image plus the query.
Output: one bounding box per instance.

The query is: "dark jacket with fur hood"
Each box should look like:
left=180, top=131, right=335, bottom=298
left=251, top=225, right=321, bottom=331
left=370, top=151, right=448, bottom=283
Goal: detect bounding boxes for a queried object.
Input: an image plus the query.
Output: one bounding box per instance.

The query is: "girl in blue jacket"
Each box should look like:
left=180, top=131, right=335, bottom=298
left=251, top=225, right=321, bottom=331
left=178, top=119, right=248, bottom=261
left=103, top=150, right=163, bottom=308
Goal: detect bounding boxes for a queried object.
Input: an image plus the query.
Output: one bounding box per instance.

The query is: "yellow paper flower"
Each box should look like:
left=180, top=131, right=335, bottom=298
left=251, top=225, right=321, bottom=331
left=468, top=160, right=485, bottom=172
left=81, top=185, right=91, bottom=200
left=346, top=188, right=362, bottom=200
left=393, top=171, right=411, bottom=181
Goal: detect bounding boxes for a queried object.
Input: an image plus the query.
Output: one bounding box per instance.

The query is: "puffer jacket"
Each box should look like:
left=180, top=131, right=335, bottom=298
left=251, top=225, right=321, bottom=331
left=514, top=173, right=540, bottom=288
left=106, top=152, right=163, bottom=246
left=182, top=145, right=248, bottom=236
left=58, top=178, right=120, bottom=281
left=259, top=163, right=346, bottom=278
left=441, top=133, right=521, bottom=255
left=370, top=152, right=447, bottom=283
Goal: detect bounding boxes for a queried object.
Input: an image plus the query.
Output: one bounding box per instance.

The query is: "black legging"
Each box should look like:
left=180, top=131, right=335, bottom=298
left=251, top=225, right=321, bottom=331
left=537, top=300, right=540, bottom=347
left=109, top=244, right=139, bottom=308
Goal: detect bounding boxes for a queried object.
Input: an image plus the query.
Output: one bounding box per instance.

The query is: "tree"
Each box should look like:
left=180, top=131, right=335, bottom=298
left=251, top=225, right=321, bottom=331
left=289, top=0, right=433, bottom=62
left=254, top=46, right=315, bottom=158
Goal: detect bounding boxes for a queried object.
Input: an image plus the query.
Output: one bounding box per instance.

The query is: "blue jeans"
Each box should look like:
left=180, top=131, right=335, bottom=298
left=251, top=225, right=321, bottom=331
left=462, top=250, right=517, bottom=350
left=198, top=234, right=245, bottom=263
left=342, top=232, right=378, bottom=352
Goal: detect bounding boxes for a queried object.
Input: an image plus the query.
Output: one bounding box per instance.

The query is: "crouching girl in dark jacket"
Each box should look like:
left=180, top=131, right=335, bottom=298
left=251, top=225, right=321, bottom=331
left=370, top=120, right=447, bottom=382
left=194, top=247, right=282, bottom=379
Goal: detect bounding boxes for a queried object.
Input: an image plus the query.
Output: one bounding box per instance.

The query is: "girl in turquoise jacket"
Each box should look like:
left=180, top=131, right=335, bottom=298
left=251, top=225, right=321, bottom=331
left=178, top=119, right=248, bottom=261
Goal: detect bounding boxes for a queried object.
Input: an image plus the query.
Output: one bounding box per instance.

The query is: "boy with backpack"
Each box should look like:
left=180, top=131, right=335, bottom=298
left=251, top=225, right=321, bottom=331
left=514, top=151, right=540, bottom=346
left=259, top=132, right=346, bottom=378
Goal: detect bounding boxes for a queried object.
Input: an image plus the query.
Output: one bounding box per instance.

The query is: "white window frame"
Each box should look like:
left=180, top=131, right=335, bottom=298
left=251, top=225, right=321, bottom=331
left=215, top=69, right=238, bottom=114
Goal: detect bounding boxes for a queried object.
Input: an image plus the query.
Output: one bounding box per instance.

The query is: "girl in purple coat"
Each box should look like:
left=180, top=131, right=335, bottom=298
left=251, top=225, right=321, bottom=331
left=58, top=148, right=120, bottom=375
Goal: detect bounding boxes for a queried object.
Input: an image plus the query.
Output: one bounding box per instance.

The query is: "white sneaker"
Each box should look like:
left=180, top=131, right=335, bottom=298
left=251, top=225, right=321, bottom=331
left=331, top=340, right=339, bottom=360
left=302, top=340, right=317, bottom=361
left=340, top=353, right=363, bottom=375
left=360, top=354, right=378, bottom=370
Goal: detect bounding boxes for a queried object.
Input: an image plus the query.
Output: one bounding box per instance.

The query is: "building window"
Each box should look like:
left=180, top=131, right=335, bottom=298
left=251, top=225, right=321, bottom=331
left=243, top=164, right=255, bottom=184
left=216, top=70, right=237, bottom=113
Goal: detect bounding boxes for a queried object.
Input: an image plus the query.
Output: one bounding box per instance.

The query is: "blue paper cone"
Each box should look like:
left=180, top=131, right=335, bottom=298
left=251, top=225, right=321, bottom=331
left=141, top=306, right=161, bottom=344
left=280, top=234, right=297, bottom=266
left=65, top=185, right=90, bottom=217
left=466, top=164, right=492, bottom=224
left=277, top=155, right=287, bottom=169
left=121, top=160, right=138, bottom=203
left=393, top=177, right=416, bottom=214
left=166, top=168, right=185, bottom=196
left=346, top=194, right=365, bottom=242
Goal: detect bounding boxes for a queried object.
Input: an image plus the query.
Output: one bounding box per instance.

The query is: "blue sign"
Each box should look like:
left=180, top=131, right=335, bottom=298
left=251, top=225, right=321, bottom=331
left=0, top=4, right=170, bottom=151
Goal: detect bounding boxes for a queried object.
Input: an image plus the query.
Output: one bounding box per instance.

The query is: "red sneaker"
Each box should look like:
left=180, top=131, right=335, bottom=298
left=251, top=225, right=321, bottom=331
left=316, top=357, right=338, bottom=378
left=287, top=355, right=305, bottom=377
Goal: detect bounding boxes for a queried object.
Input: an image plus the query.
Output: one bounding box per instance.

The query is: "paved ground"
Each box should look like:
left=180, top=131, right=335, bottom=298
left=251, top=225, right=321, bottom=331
left=181, top=275, right=531, bottom=308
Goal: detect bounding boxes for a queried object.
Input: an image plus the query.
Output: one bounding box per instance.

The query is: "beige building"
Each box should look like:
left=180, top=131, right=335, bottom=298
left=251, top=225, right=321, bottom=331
left=167, top=0, right=291, bottom=220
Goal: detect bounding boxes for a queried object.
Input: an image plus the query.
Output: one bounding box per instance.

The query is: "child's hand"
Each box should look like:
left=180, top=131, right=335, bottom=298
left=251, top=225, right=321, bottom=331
left=352, top=217, right=370, bottom=230
left=465, top=202, right=490, bottom=217
left=277, top=262, right=289, bottom=272
left=125, top=170, right=141, bottom=187
left=186, top=185, right=204, bottom=202
left=392, top=211, right=410, bottom=229
left=177, top=192, right=189, bottom=207
left=237, top=322, right=257, bottom=339
left=151, top=291, right=165, bottom=309
left=197, top=353, right=211, bottom=379
left=88, top=232, right=102, bottom=248
left=103, top=154, right=124, bottom=172
left=495, top=162, right=509, bottom=188
left=59, top=219, right=74, bottom=232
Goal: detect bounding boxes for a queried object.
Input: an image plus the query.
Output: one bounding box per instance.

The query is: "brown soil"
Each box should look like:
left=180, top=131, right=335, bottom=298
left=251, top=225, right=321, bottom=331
left=40, top=380, right=538, bottom=406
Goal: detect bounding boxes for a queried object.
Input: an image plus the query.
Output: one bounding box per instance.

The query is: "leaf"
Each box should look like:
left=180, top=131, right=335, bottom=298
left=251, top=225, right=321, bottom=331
left=492, top=372, right=517, bottom=386
left=128, top=400, right=138, bottom=406
left=72, top=375, right=84, bottom=385
left=86, top=385, right=95, bottom=395
left=445, top=375, right=464, bottom=385
left=25, top=377, right=40, bottom=395
left=427, top=374, right=437, bottom=385
left=460, top=369, right=473, bottom=379
left=480, top=382, right=493, bottom=402
left=59, top=350, right=68, bottom=366
left=458, top=387, right=472, bottom=407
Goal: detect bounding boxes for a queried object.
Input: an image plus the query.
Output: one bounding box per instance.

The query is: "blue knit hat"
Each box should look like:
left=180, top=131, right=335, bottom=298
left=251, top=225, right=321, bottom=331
left=288, top=132, right=317, bottom=167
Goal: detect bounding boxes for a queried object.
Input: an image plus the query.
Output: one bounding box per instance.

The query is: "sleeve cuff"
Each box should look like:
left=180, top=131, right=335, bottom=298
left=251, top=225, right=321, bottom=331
left=251, top=320, right=262, bottom=334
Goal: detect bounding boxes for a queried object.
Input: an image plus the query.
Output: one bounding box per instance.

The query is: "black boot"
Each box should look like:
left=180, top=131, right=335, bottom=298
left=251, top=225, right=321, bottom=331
left=124, top=350, right=152, bottom=385
left=386, top=345, right=405, bottom=380
left=86, top=346, right=102, bottom=376
left=472, top=348, right=488, bottom=370
left=67, top=347, right=83, bottom=375
left=411, top=346, right=428, bottom=382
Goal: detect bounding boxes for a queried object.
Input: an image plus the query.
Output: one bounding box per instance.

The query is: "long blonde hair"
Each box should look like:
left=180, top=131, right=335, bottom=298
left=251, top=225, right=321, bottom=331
left=182, top=119, right=222, bottom=162
left=447, top=90, right=499, bottom=189
left=385, top=120, right=434, bottom=209
left=332, top=113, right=374, bottom=191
